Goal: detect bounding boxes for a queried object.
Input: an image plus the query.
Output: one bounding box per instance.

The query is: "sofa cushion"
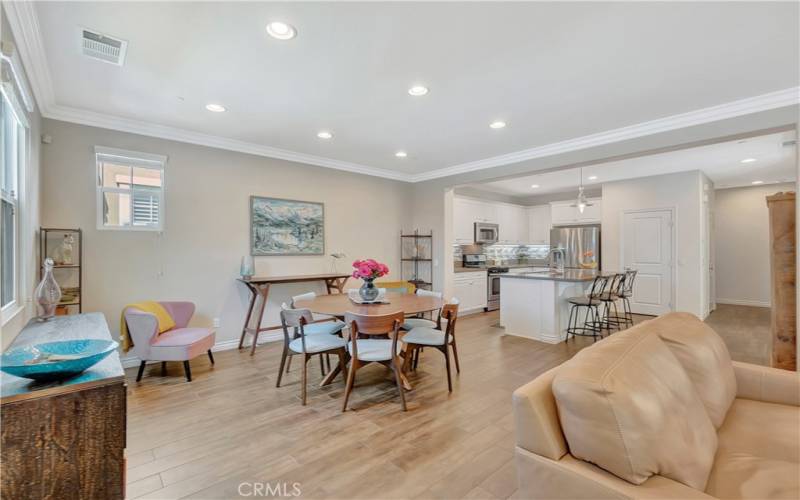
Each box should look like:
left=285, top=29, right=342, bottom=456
left=705, top=453, right=799, bottom=499
left=649, top=312, right=737, bottom=428
left=717, top=398, right=800, bottom=463
left=552, top=327, right=718, bottom=490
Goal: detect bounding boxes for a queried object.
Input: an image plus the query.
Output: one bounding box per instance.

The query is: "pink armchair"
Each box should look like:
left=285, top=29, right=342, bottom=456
left=125, top=301, right=216, bottom=382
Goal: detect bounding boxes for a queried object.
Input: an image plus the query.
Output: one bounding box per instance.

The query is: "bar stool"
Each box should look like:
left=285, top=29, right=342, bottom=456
left=619, top=269, right=638, bottom=327
left=598, top=273, right=627, bottom=332
left=565, top=275, right=610, bottom=342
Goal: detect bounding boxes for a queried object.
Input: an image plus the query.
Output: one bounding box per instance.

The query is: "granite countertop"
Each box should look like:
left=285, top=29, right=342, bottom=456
left=499, top=269, right=601, bottom=282
left=454, top=262, right=548, bottom=273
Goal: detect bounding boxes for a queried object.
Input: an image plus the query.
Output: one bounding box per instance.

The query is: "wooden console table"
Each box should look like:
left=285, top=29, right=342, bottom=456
left=1, top=313, right=126, bottom=499
left=237, top=273, right=350, bottom=355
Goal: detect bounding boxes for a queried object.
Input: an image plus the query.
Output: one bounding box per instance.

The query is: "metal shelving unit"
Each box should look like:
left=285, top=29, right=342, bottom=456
left=400, top=230, right=433, bottom=291
left=39, top=228, right=82, bottom=314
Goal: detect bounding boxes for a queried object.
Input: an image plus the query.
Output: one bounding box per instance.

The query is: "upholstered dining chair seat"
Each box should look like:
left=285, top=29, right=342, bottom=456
left=289, top=335, right=347, bottom=354
left=401, top=317, right=437, bottom=330
left=301, top=320, right=346, bottom=336
left=402, top=327, right=453, bottom=346
left=347, top=339, right=402, bottom=362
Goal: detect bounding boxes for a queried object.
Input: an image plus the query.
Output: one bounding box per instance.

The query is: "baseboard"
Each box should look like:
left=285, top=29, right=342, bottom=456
left=119, top=331, right=284, bottom=369
left=715, top=298, right=771, bottom=308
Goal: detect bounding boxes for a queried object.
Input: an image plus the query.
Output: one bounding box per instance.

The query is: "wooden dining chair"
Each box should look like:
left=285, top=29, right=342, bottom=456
left=277, top=307, right=348, bottom=406
left=401, top=303, right=459, bottom=392
left=342, top=311, right=407, bottom=412
left=401, top=289, right=443, bottom=330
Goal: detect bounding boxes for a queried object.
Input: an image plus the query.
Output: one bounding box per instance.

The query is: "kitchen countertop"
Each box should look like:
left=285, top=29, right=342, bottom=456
left=499, top=269, right=601, bottom=282
left=454, top=262, right=547, bottom=273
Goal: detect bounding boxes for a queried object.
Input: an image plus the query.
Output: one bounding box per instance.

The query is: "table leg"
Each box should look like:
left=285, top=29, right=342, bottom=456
left=320, top=351, right=349, bottom=386
left=325, top=277, right=348, bottom=294
left=238, top=283, right=257, bottom=350
left=249, top=283, right=270, bottom=356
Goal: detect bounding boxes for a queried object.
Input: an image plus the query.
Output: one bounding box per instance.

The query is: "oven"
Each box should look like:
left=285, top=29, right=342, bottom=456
left=486, top=266, right=508, bottom=311
left=474, top=222, right=499, bottom=244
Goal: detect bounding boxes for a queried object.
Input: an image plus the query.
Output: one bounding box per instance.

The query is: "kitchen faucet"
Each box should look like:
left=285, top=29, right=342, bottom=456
left=549, top=248, right=565, bottom=274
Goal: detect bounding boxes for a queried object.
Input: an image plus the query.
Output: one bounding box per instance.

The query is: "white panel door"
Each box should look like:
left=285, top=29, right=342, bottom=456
left=622, top=209, right=673, bottom=316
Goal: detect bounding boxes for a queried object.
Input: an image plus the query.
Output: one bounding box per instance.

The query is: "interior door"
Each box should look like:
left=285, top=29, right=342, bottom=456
left=622, top=209, right=673, bottom=316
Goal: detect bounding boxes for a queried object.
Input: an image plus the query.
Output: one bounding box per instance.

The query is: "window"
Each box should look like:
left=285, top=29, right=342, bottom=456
left=95, top=147, right=166, bottom=231
left=0, top=93, right=25, bottom=311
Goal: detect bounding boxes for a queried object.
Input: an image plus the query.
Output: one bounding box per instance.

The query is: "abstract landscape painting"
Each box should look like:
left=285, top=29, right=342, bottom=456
left=250, top=196, right=324, bottom=255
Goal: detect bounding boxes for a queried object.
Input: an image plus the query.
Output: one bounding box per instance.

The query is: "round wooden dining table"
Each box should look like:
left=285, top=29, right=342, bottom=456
left=293, top=292, right=443, bottom=318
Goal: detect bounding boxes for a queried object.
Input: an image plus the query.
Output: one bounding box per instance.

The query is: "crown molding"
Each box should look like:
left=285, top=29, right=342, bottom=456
left=413, top=86, right=800, bottom=182
left=7, top=1, right=799, bottom=184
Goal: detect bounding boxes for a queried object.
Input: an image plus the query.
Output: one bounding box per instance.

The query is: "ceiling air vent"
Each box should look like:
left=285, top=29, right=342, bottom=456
left=81, top=29, right=127, bottom=66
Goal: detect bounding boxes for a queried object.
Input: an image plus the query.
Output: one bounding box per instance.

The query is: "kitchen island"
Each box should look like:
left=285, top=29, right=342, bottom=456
left=500, top=269, right=599, bottom=343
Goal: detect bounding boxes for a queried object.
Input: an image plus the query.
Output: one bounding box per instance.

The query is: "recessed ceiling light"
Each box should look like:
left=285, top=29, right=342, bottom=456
left=489, top=121, right=506, bottom=129
left=395, top=151, right=408, bottom=158
left=751, top=180, right=764, bottom=185
left=408, top=85, right=428, bottom=96
left=531, top=184, right=540, bottom=189
left=317, top=131, right=333, bottom=139
left=266, top=21, right=297, bottom=40
left=205, top=103, right=226, bottom=113
left=741, top=158, right=757, bottom=163
left=588, top=175, right=598, bottom=180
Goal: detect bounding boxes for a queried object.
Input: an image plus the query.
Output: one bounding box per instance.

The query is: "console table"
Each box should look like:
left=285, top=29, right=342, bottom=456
left=237, top=273, right=350, bottom=355
left=1, top=313, right=126, bottom=500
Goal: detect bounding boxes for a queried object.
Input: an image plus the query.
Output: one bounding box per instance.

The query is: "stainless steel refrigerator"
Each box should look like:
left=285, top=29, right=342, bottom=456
left=550, top=225, right=601, bottom=270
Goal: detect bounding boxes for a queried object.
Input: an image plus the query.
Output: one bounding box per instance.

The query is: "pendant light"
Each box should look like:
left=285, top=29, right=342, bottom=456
left=571, top=167, right=593, bottom=214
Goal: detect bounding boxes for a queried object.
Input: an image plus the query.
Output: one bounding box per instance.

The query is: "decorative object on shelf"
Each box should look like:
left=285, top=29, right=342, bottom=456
left=34, top=258, right=61, bottom=321
left=352, top=259, right=389, bottom=301
left=329, top=252, right=346, bottom=273
left=250, top=196, right=324, bottom=256
left=240, top=255, right=255, bottom=280
left=39, top=228, right=82, bottom=314
left=0, top=339, right=118, bottom=382
left=401, top=230, right=433, bottom=291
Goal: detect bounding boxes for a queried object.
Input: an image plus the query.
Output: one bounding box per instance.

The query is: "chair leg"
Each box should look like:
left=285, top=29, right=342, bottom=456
left=136, top=360, right=146, bottom=382
left=183, top=360, right=192, bottom=382
left=285, top=355, right=293, bottom=373
left=207, top=350, right=215, bottom=365
left=326, top=353, right=331, bottom=372
left=565, top=304, right=576, bottom=342
left=161, top=361, right=167, bottom=376
left=392, top=363, right=408, bottom=411
left=249, top=329, right=260, bottom=356
left=451, top=339, right=461, bottom=374
left=276, top=346, right=289, bottom=388
left=302, top=354, right=309, bottom=406
left=319, top=354, right=326, bottom=377
left=342, top=361, right=357, bottom=412
left=443, top=347, right=453, bottom=393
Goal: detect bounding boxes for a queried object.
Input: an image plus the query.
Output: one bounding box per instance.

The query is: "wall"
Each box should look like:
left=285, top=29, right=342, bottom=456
left=39, top=119, right=412, bottom=354
left=0, top=6, right=43, bottom=349
left=714, top=182, right=796, bottom=307
left=601, top=170, right=706, bottom=317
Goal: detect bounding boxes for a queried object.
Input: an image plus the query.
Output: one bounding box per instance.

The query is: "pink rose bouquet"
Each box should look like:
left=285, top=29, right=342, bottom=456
left=351, top=259, right=389, bottom=280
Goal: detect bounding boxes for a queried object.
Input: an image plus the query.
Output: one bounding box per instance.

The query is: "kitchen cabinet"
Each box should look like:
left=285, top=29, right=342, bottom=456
left=550, top=199, right=602, bottom=225
left=453, top=198, right=498, bottom=244
left=528, top=205, right=551, bottom=245
left=452, top=271, right=487, bottom=313
left=496, top=204, right=527, bottom=244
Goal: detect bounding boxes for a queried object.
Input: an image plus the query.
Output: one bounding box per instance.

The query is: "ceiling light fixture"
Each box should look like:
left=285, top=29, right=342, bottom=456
left=205, top=103, right=226, bottom=113
left=395, top=151, right=407, bottom=158
left=588, top=175, right=598, bottom=180
left=751, top=180, right=764, bottom=185
left=317, top=131, right=333, bottom=139
left=741, top=158, right=757, bottom=163
left=408, top=85, right=428, bottom=96
left=531, top=184, right=540, bottom=189
left=570, top=167, right=594, bottom=214
left=489, top=121, right=506, bottom=129
left=266, top=21, right=297, bottom=40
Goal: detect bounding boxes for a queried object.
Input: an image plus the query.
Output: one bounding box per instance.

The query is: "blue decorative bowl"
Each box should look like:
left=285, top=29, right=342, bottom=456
left=0, top=339, right=118, bottom=382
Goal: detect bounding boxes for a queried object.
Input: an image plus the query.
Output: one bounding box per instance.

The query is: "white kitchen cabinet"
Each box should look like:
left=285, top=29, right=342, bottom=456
left=528, top=205, right=551, bottom=245
left=577, top=199, right=602, bottom=223
left=496, top=204, right=529, bottom=244
left=452, top=271, right=487, bottom=313
left=453, top=197, right=498, bottom=244
left=550, top=198, right=602, bottom=225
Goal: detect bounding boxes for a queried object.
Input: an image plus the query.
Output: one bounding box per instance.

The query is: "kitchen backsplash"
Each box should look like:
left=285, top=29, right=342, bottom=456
left=453, top=243, right=550, bottom=264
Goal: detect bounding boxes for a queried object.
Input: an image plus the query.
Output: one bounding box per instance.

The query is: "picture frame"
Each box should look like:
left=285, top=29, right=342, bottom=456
left=250, top=196, right=325, bottom=256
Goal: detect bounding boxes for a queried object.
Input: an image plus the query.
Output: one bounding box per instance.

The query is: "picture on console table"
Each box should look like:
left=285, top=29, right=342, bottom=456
left=250, top=196, right=325, bottom=256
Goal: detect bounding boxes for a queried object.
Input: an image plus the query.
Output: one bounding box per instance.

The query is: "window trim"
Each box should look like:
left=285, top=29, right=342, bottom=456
left=95, top=146, right=167, bottom=232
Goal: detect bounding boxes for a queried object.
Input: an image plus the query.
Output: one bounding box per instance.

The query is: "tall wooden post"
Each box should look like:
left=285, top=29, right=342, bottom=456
left=766, top=192, right=796, bottom=370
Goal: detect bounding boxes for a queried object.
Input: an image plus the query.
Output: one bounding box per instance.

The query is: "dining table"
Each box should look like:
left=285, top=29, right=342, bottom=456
left=294, top=291, right=444, bottom=390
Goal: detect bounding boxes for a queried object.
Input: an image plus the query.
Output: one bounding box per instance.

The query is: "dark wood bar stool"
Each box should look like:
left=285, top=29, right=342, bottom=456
left=599, top=273, right=627, bottom=332
left=566, top=275, right=610, bottom=342
left=619, top=269, right=638, bottom=327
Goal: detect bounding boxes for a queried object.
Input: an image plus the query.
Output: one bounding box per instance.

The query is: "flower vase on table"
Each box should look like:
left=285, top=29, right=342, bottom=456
left=352, top=259, right=389, bottom=302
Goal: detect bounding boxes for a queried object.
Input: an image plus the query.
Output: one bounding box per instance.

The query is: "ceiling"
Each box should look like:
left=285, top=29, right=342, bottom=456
left=466, top=130, right=797, bottom=197
left=16, top=2, right=800, bottom=180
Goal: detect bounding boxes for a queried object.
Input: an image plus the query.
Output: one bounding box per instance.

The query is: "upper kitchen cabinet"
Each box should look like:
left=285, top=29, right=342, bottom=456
left=528, top=205, right=551, bottom=244
left=453, top=197, right=498, bottom=244
left=496, top=204, right=528, bottom=244
left=550, top=198, right=602, bottom=225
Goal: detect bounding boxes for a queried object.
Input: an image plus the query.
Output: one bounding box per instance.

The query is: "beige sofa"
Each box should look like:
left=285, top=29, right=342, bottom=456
left=513, top=312, right=800, bottom=499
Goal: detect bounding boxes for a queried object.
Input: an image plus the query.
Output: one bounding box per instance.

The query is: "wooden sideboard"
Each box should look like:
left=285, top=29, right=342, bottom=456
left=1, top=313, right=126, bottom=499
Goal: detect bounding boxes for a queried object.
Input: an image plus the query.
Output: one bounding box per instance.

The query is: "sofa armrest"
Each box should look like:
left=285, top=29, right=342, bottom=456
left=732, top=361, right=800, bottom=406
left=512, top=367, right=568, bottom=460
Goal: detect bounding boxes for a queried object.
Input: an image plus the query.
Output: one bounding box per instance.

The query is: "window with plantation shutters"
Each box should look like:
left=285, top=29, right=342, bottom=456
left=95, top=146, right=166, bottom=231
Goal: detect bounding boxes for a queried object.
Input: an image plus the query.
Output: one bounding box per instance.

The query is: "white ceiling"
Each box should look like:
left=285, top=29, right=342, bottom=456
left=18, top=2, right=800, bottom=180
left=467, top=130, right=797, bottom=197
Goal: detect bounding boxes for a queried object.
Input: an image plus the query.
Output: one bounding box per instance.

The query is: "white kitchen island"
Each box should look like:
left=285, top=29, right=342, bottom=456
left=500, top=270, right=599, bottom=343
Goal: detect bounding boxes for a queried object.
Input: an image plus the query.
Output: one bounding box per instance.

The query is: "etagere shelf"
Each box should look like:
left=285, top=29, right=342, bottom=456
left=400, top=230, right=433, bottom=291
left=39, top=228, right=83, bottom=314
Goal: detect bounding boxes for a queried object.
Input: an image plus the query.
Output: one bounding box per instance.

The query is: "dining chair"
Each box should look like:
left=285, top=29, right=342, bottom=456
left=277, top=307, right=348, bottom=406
left=374, top=280, right=416, bottom=294
left=401, top=289, right=443, bottom=330
left=342, top=311, right=407, bottom=412
left=401, top=302, right=460, bottom=392
left=281, top=300, right=345, bottom=375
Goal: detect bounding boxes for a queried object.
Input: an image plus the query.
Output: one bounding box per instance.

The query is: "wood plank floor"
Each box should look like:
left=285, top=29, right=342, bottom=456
left=125, top=311, right=613, bottom=499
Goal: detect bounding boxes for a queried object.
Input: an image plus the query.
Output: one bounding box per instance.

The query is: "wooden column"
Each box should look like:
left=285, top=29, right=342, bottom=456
left=766, top=192, right=797, bottom=370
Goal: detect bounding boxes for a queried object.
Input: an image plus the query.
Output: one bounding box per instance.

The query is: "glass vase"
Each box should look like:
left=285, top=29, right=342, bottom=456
left=359, top=278, right=379, bottom=301
left=240, top=256, right=254, bottom=280
left=35, top=258, right=62, bottom=321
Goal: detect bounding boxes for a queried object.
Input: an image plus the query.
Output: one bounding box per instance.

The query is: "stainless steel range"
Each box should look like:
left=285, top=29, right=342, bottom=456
left=486, top=266, right=509, bottom=311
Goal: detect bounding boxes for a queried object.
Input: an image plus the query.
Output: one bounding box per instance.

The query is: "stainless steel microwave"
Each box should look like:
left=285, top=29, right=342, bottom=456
left=474, top=222, right=499, bottom=244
